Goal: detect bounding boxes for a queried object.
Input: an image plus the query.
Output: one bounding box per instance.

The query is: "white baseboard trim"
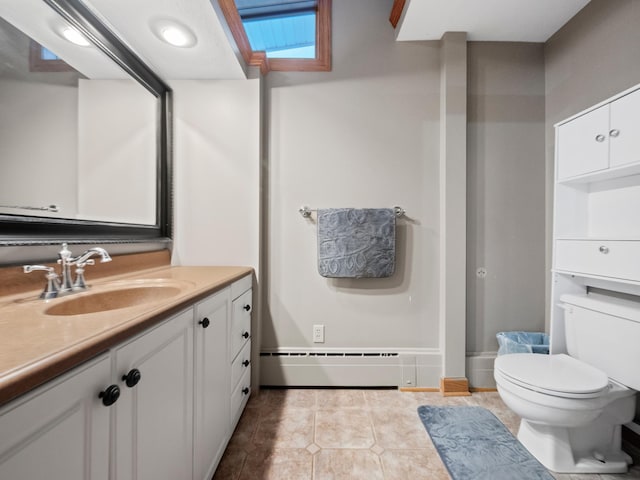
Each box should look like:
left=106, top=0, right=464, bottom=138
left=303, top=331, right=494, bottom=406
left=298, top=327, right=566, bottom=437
left=466, top=352, right=497, bottom=389
left=259, top=348, right=442, bottom=388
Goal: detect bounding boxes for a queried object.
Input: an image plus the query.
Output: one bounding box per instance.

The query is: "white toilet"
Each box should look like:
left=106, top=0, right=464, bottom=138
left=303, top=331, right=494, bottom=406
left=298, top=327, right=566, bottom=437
left=494, top=292, right=640, bottom=474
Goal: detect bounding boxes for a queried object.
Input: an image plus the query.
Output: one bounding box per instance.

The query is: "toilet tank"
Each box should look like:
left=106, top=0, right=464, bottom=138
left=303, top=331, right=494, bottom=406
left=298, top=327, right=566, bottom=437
left=561, top=293, right=640, bottom=390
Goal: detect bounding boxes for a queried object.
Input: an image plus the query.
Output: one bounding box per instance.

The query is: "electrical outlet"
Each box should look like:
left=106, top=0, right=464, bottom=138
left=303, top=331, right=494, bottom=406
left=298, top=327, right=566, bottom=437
left=313, top=324, right=325, bottom=343
left=476, top=267, right=487, bottom=279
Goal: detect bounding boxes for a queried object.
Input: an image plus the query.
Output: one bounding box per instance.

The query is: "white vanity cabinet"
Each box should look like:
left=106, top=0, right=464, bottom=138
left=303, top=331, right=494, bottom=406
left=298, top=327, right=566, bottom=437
left=230, top=276, right=252, bottom=429
left=0, top=354, right=112, bottom=480
left=113, top=308, right=194, bottom=480
left=551, top=83, right=640, bottom=353
left=557, top=87, right=640, bottom=181
left=193, top=288, right=230, bottom=480
left=0, top=272, right=254, bottom=480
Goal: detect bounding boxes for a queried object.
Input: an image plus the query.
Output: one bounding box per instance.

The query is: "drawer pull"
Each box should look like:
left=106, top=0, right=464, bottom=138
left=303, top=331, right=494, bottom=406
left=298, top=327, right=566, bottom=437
left=243, top=304, right=251, bottom=312
left=242, top=331, right=250, bottom=339
left=595, top=134, right=606, bottom=143
left=242, top=359, right=250, bottom=367
left=99, top=384, right=120, bottom=406
left=122, top=369, right=142, bottom=388
left=198, top=317, right=210, bottom=329
left=609, top=129, right=620, bottom=138
left=599, top=246, right=610, bottom=254
left=242, top=387, right=250, bottom=395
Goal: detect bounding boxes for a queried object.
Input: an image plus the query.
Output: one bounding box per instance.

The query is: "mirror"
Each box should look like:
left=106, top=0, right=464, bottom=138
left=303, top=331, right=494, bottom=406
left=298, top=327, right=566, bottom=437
left=0, top=0, right=171, bottom=244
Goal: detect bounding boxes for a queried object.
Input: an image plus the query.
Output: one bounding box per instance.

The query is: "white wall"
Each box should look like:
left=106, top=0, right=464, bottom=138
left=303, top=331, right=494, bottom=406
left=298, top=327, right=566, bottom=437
left=172, top=80, right=260, bottom=270
left=264, top=0, right=441, bottom=359
left=77, top=79, right=157, bottom=224
left=0, top=79, right=77, bottom=217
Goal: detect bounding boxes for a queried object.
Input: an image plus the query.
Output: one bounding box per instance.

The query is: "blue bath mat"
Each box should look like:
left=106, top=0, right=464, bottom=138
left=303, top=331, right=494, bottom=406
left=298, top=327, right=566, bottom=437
left=418, top=405, right=553, bottom=480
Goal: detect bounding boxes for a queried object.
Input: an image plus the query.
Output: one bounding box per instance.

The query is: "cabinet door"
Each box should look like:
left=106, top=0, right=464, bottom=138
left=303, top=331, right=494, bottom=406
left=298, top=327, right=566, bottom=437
left=557, top=104, right=609, bottom=180
left=114, top=310, right=194, bottom=480
left=0, top=355, right=111, bottom=480
left=194, top=289, right=230, bottom=480
left=609, top=88, right=640, bottom=168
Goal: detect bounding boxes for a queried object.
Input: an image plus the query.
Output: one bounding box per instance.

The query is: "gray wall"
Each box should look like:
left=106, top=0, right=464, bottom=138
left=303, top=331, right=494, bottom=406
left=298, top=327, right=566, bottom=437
left=263, top=0, right=442, bottom=355
left=466, top=42, right=546, bottom=354
left=544, top=0, right=640, bottom=325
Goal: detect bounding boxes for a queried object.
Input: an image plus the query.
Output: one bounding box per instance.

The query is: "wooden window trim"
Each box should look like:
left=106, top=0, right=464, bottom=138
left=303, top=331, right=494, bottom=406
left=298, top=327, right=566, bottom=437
left=218, top=0, right=331, bottom=74
left=389, top=0, right=406, bottom=28
left=29, top=40, right=75, bottom=72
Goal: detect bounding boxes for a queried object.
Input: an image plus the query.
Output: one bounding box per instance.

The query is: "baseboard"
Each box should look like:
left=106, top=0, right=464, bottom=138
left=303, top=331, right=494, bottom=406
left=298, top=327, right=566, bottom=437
left=466, top=352, right=497, bottom=389
left=259, top=348, right=442, bottom=388
left=440, top=377, right=471, bottom=396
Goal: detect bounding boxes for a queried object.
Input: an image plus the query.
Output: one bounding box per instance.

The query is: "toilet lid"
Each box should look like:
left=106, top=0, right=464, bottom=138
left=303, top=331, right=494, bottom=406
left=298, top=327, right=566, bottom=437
left=495, top=354, right=609, bottom=398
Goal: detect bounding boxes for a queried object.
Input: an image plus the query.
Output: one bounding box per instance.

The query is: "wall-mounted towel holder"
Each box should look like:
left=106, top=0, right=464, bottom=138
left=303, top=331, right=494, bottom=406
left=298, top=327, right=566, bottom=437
left=298, top=205, right=406, bottom=219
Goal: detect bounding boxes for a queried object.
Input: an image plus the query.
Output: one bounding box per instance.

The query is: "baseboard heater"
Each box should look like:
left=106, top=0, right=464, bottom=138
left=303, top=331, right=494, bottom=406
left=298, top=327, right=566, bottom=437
left=260, top=350, right=403, bottom=387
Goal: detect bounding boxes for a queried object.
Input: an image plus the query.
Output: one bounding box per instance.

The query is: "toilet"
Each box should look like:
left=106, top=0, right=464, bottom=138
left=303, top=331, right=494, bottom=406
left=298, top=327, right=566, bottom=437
left=494, top=292, right=640, bottom=474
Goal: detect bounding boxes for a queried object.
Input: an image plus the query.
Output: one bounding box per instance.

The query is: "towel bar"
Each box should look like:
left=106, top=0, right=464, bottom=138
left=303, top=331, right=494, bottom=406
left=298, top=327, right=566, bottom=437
left=298, top=205, right=405, bottom=218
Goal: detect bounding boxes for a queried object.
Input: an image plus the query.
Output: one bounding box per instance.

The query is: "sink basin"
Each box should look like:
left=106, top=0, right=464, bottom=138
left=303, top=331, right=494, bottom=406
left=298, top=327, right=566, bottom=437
left=44, top=284, right=184, bottom=316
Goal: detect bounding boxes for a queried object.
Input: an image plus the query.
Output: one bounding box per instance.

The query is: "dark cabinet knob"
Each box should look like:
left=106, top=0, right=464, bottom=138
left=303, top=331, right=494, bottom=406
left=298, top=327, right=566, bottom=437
left=199, top=317, right=210, bottom=329
left=122, top=368, right=142, bottom=388
left=242, top=359, right=250, bottom=367
left=99, top=384, right=120, bottom=406
left=242, top=387, right=250, bottom=395
left=243, top=304, right=251, bottom=312
left=242, top=331, right=250, bottom=339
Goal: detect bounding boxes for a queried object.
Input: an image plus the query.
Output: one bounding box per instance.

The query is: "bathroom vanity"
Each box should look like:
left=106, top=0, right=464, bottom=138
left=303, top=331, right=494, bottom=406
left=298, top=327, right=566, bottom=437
left=0, top=261, right=253, bottom=480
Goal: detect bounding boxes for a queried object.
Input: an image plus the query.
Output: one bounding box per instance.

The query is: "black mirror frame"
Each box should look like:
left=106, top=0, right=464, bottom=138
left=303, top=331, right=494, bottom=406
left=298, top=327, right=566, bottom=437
left=0, top=0, right=172, bottom=247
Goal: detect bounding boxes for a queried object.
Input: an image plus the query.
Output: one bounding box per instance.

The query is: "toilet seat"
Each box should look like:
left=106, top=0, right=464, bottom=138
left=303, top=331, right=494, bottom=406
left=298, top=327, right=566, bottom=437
left=495, top=353, right=609, bottom=399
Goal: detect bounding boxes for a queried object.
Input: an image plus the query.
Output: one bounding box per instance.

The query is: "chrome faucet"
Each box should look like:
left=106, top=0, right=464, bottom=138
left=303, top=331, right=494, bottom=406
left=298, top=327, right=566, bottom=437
left=24, top=243, right=112, bottom=299
left=57, top=243, right=112, bottom=295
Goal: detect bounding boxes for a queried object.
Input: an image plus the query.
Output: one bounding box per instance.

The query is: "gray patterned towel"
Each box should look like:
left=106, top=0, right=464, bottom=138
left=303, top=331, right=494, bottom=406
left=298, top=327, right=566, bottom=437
left=317, top=208, right=396, bottom=278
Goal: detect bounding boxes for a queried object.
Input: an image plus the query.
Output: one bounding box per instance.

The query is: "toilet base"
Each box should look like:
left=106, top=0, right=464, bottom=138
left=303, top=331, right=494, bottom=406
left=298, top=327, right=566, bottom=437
left=518, top=419, right=632, bottom=474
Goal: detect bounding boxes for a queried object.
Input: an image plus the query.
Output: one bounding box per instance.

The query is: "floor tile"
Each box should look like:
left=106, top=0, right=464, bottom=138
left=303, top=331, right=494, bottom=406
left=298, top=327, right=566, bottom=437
left=370, top=408, right=430, bottom=449
left=238, top=448, right=312, bottom=480
left=316, top=388, right=367, bottom=408
left=315, top=409, right=375, bottom=449
left=380, top=449, right=449, bottom=480
left=263, top=388, right=317, bottom=410
left=314, top=449, right=384, bottom=480
left=253, top=409, right=315, bottom=449
left=212, top=448, right=247, bottom=480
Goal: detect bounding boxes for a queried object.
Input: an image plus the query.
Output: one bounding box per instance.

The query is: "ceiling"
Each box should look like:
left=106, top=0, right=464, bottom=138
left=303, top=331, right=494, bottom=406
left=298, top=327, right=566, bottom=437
left=396, top=0, right=591, bottom=42
left=2, top=0, right=593, bottom=82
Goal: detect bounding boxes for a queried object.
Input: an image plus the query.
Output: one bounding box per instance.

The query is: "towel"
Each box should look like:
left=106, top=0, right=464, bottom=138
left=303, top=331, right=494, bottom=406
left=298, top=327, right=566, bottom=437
left=317, top=208, right=396, bottom=278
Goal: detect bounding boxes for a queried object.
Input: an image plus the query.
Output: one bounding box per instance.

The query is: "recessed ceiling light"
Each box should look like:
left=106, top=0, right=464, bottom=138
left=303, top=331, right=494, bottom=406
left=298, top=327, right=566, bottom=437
left=151, top=19, right=197, bottom=48
left=60, top=26, right=91, bottom=47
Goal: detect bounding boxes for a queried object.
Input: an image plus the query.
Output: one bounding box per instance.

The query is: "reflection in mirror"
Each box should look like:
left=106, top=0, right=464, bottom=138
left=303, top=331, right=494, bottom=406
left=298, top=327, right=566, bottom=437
left=0, top=0, right=161, bottom=228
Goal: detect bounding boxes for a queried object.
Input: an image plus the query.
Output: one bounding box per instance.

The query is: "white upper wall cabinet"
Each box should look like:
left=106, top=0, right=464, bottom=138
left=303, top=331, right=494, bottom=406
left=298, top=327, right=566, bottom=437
left=557, top=88, right=640, bottom=181
left=550, top=82, right=640, bottom=353
left=557, top=105, right=609, bottom=180
left=609, top=89, right=640, bottom=169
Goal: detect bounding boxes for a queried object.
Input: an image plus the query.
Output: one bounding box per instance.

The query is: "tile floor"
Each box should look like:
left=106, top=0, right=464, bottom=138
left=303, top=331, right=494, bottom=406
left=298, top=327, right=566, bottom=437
left=213, top=388, right=640, bottom=480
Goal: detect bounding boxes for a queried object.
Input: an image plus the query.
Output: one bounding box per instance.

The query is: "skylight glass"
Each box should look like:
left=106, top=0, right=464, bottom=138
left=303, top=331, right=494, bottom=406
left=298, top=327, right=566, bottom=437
left=237, top=0, right=317, bottom=59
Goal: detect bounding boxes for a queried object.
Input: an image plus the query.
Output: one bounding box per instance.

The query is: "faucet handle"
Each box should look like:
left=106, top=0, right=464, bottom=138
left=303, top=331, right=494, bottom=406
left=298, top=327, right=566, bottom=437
left=23, top=265, right=60, bottom=299
left=73, top=259, right=96, bottom=290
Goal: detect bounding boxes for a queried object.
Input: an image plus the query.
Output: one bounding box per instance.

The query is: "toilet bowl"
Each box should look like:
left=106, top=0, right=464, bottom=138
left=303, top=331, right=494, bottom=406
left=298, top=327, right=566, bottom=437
left=495, top=353, right=635, bottom=473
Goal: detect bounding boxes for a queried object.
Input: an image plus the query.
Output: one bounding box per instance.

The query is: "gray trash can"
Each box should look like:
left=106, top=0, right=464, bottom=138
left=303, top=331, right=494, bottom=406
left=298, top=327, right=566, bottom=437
left=496, top=331, right=549, bottom=356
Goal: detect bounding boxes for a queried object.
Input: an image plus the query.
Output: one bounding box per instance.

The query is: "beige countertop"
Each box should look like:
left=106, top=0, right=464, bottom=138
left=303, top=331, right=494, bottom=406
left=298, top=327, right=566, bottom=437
left=0, top=265, right=253, bottom=407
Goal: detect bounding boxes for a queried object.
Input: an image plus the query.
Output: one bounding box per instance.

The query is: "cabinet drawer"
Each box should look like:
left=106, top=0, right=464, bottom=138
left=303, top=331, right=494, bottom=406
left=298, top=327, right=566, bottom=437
left=230, top=289, right=252, bottom=360
left=231, top=275, right=252, bottom=300
left=230, top=368, right=251, bottom=430
left=231, top=341, right=251, bottom=392
left=555, top=240, right=640, bottom=281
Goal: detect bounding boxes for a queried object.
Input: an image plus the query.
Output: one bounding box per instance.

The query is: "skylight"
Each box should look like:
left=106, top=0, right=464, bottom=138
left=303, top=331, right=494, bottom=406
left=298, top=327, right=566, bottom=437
left=237, top=0, right=317, bottom=59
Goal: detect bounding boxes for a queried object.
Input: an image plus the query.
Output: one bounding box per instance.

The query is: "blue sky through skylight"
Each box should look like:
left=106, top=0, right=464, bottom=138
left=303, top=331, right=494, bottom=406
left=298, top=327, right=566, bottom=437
left=242, top=11, right=316, bottom=59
